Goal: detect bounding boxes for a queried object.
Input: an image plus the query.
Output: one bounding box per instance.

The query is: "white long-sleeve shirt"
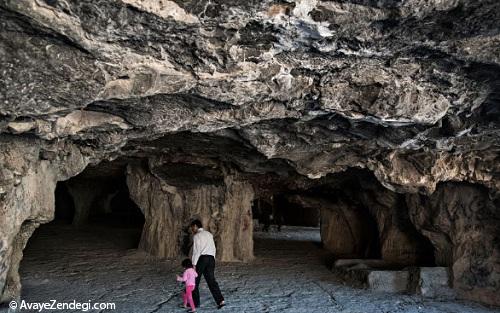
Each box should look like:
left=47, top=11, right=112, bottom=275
left=192, top=228, right=216, bottom=266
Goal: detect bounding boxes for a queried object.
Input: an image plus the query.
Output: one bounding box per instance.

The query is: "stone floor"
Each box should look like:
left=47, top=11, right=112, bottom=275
left=2, top=223, right=499, bottom=313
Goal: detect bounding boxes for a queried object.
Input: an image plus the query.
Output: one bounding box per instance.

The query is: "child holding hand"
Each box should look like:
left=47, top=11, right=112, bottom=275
left=177, top=259, right=198, bottom=313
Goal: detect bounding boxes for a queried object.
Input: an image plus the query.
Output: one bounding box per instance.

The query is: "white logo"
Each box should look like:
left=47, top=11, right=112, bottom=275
left=9, top=300, right=18, bottom=310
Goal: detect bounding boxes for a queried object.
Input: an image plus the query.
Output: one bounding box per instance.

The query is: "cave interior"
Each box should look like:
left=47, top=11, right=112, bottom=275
left=1, top=0, right=500, bottom=311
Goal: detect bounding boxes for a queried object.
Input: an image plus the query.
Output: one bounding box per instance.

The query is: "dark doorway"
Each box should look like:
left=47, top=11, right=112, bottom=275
left=30, top=160, right=145, bottom=251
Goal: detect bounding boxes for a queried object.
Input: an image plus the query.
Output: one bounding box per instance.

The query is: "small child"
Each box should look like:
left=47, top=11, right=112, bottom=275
left=176, top=258, right=198, bottom=313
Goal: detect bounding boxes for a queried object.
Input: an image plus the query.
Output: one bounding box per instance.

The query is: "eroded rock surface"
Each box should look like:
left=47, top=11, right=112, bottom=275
left=127, top=164, right=254, bottom=262
left=407, top=183, right=500, bottom=306
left=0, top=0, right=499, bottom=306
left=0, top=0, right=498, bottom=191
left=290, top=171, right=435, bottom=265
left=0, top=137, right=88, bottom=302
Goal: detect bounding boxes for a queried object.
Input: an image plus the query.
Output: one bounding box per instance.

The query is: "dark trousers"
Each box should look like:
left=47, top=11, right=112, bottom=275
left=193, top=255, right=224, bottom=306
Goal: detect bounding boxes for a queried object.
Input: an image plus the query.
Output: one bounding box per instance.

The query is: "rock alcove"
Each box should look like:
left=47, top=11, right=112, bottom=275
left=0, top=0, right=499, bottom=310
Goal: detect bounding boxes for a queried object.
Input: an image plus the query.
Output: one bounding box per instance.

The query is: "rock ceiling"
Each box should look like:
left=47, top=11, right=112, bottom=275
left=0, top=0, right=499, bottom=193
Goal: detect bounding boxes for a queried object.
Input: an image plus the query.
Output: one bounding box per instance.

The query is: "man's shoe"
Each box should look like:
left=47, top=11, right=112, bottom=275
left=217, top=301, right=225, bottom=309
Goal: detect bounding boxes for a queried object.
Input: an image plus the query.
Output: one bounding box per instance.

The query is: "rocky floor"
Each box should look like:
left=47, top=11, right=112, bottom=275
left=3, top=224, right=499, bottom=313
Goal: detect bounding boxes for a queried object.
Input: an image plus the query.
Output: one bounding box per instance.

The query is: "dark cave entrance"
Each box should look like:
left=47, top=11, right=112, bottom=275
left=252, top=193, right=322, bottom=258
left=54, top=183, right=75, bottom=224
left=250, top=168, right=437, bottom=269
left=273, top=194, right=321, bottom=227
left=252, top=196, right=320, bottom=232
left=27, top=160, right=145, bottom=253
left=306, top=168, right=436, bottom=268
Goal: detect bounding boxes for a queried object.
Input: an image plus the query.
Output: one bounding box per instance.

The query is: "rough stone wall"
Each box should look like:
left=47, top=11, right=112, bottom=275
left=406, top=183, right=500, bottom=306
left=0, top=0, right=499, bottom=307
left=292, top=173, right=434, bottom=265
left=319, top=198, right=378, bottom=258
left=1, top=221, right=38, bottom=302
left=0, top=137, right=88, bottom=302
left=1, top=0, right=498, bottom=195
left=356, top=181, right=435, bottom=265
left=126, top=165, right=254, bottom=262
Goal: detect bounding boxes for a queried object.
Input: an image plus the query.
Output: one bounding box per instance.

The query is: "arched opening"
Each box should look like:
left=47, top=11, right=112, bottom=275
left=52, top=170, right=144, bottom=231
left=12, top=160, right=489, bottom=313
left=54, top=183, right=75, bottom=224
left=19, top=160, right=145, bottom=303
left=252, top=195, right=321, bottom=247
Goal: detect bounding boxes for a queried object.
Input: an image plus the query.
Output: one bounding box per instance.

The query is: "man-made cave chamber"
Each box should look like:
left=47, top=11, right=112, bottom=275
left=54, top=162, right=145, bottom=231
left=1, top=132, right=498, bottom=312
left=1, top=0, right=500, bottom=312
left=5, top=157, right=497, bottom=312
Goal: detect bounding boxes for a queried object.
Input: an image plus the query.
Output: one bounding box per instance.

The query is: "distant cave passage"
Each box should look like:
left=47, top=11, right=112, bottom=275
left=252, top=195, right=320, bottom=231
left=288, top=169, right=437, bottom=267
left=48, top=164, right=145, bottom=250
left=54, top=172, right=144, bottom=229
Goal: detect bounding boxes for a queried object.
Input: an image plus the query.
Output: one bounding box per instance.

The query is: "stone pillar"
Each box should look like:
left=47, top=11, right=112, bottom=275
left=66, top=179, right=104, bottom=227
left=218, top=175, right=254, bottom=262
left=99, top=190, right=118, bottom=215
left=290, top=195, right=378, bottom=258
left=1, top=222, right=39, bottom=302
left=406, top=183, right=500, bottom=306
left=0, top=161, right=58, bottom=303
left=126, top=165, right=254, bottom=262
left=320, top=200, right=378, bottom=258
left=356, top=183, right=435, bottom=266
left=292, top=178, right=435, bottom=265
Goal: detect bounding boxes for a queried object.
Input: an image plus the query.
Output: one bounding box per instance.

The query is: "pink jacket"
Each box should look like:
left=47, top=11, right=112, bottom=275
left=177, top=268, right=198, bottom=287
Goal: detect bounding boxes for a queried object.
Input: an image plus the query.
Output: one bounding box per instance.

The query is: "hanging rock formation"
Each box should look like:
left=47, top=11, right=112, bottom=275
left=0, top=0, right=499, bottom=306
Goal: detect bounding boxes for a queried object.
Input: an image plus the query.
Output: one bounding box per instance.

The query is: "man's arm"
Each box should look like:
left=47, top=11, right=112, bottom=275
left=192, top=234, right=201, bottom=266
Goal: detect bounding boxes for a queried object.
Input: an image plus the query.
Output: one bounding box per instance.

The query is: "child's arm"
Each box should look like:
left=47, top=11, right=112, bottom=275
left=182, top=271, right=190, bottom=282
left=177, top=270, right=190, bottom=282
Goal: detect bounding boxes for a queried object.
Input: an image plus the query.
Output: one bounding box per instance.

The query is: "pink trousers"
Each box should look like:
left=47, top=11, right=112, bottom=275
left=183, top=285, right=196, bottom=311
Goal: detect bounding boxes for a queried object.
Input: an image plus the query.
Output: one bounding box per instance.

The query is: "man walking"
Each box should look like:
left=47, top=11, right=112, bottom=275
left=190, top=220, right=225, bottom=309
